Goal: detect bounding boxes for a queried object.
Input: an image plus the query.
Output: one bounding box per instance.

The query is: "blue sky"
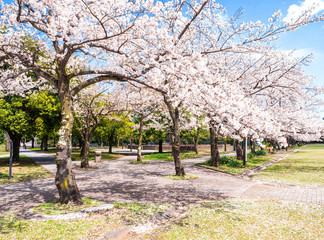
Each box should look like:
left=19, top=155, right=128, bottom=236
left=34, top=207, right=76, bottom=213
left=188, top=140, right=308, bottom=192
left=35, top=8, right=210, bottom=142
left=217, top=0, right=324, bottom=117
left=2, top=0, right=324, bottom=116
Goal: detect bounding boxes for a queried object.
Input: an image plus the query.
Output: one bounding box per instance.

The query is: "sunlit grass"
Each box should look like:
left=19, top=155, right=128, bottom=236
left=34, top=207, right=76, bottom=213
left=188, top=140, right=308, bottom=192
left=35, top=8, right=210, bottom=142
left=71, top=150, right=123, bottom=161
left=253, top=144, right=324, bottom=187
left=33, top=198, right=103, bottom=215
left=143, top=151, right=211, bottom=161
left=142, top=198, right=324, bottom=240
left=163, top=174, right=198, bottom=180
left=0, top=155, right=53, bottom=184
left=198, top=153, right=288, bottom=175
left=0, top=211, right=123, bottom=240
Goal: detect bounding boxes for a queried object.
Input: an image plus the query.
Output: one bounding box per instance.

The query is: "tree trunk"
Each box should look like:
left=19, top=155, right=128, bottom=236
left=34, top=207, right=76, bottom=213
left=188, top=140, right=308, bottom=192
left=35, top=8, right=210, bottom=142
left=41, top=138, right=44, bottom=151
left=169, top=107, right=185, bottom=176
left=81, top=130, right=90, bottom=168
left=55, top=90, right=82, bottom=205
left=192, top=128, right=200, bottom=155
left=210, top=127, right=220, bottom=167
left=224, top=138, right=227, bottom=152
left=235, top=139, right=243, bottom=160
left=158, top=139, right=163, bottom=153
left=108, top=133, right=114, bottom=154
left=117, top=140, right=120, bottom=148
left=43, top=135, right=48, bottom=151
left=242, top=137, right=247, bottom=166
left=137, top=119, right=144, bottom=161
left=250, top=138, right=256, bottom=154
left=130, top=139, right=133, bottom=152
left=8, top=132, right=22, bottom=162
left=31, top=137, right=35, bottom=149
left=79, top=139, right=85, bottom=157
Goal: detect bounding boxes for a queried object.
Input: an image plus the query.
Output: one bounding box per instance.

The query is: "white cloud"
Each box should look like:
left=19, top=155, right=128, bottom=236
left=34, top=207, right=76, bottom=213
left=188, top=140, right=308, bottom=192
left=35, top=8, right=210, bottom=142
left=283, top=0, right=324, bottom=23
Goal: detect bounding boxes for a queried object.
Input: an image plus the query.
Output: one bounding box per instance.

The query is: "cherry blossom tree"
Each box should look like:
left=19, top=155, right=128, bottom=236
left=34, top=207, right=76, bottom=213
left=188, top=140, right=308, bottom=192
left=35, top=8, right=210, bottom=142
left=73, top=83, right=125, bottom=168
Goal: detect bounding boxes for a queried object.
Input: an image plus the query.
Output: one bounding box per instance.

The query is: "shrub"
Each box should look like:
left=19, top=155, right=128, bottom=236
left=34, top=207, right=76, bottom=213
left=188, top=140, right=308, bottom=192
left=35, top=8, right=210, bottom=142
left=220, top=156, right=229, bottom=165
left=247, top=153, right=255, bottom=159
left=255, top=150, right=266, bottom=156
left=227, top=159, right=243, bottom=168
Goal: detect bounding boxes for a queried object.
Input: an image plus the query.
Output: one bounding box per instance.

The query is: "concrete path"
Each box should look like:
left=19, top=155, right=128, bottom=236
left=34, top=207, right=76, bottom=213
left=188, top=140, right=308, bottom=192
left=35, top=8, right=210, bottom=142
left=0, top=149, right=323, bottom=213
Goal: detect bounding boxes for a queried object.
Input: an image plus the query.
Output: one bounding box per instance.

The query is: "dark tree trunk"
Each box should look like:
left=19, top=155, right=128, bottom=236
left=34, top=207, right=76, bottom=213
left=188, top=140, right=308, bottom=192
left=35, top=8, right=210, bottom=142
left=158, top=139, right=163, bottom=153
left=122, top=142, right=125, bottom=149
left=164, top=97, right=185, bottom=176
left=235, top=140, right=243, bottom=160
left=108, top=133, right=114, bottom=154
left=137, top=119, right=144, bottom=161
left=250, top=138, right=256, bottom=154
left=224, top=138, right=227, bottom=152
left=43, top=135, right=48, bottom=151
left=31, top=137, right=35, bottom=149
left=210, top=126, right=220, bottom=167
left=81, top=130, right=90, bottom=168
left=242, top=137, right=247, bottom=166
left=8, top=132, right=22, bottom=162
left=171, top=110, right=185, bottom=176
left=41, top=138, right=44, bottom=151
left=55, top=90, right=82, bottom=205
left=79, top=139, right=85, bottom=157
left=191, top=128, right=200, bottom=155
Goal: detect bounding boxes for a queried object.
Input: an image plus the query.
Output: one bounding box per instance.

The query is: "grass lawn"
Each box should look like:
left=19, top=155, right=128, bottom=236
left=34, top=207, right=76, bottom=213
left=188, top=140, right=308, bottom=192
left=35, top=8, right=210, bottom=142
left=143, top=151, right=213, bottom=161
left=197, top=152, right=289, bottom=175
left=253, top=144, right=324, bottom=187
left=33, top=198, right=103, bottom=215
left=71, top=150, right=123, bottom=161
left=142, top=198, right=324, bottom=240
left=0, top=155, right=53, bottom=184
left=29, top=148, right=124, bottom=161
left=0, top=202, right=171, bottom=240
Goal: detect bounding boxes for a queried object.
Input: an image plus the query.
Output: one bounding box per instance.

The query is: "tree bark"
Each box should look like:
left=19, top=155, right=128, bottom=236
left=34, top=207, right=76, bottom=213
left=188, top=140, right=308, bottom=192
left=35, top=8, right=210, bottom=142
left=108, top=131, right=114, bottom=154
left=8, top=132, right=22, bottom=162
left=191, top=127, right=200, bottom=154
left=210, top=127, right=220, bottom=167
left=81, top=130, right=90, bottom=168
left=235, top=139, right=243, bottom=160
left=168, top=106, right=185, bottom=176
left=55, top=90, right=83, bottom=205
left=31, top=137, right=35, bottom=149
left=250, top=138, right=256, bottom=154
left=224, top=138, right=227, bottom=152
left=137, top=119, right=144, bottom=161
left=43, top=135, right=48, bottom=151
left=158, top=139, right=163, bottom=153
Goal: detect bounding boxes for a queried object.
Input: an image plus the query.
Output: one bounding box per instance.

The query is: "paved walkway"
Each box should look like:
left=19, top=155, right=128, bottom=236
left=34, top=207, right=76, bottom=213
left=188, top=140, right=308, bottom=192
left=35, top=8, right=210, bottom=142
left=0, top=149, right=323, bottom=212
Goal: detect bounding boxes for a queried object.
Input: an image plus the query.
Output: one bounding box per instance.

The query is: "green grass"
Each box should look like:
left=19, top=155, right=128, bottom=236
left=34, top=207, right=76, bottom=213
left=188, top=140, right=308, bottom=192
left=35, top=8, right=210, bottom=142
left=130, top=160, right=150, bottom=164
left=71, top=150, right=123, bottom=161
left=253, top=144, right=324, bottom=187
left=164, top=174, right=198, bottom=180
left=113, top=202, right=172, bottom=225
left=0, top=155, right=53, bottom=184
left=143, top=151, right=211, bottom=161
left=0, top=211, right=123, bottom=240
left=0, top=202, right=172, bottom=240
left=197, top=153, right=288, bottom=175
left=33, top=198, right=103, bottom=215
left=143, top=198, right=324, bottom=240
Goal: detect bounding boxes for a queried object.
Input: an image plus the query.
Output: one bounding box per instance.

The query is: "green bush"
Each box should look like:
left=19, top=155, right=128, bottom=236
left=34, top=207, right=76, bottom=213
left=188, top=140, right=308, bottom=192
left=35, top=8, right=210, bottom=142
left=220, top=156, right=229, bottom=164
left=227, top=159, right=243, bottom=168
left=247, top=153, right=255, bottom=159
left=255, top=150, right=266, bottom=156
